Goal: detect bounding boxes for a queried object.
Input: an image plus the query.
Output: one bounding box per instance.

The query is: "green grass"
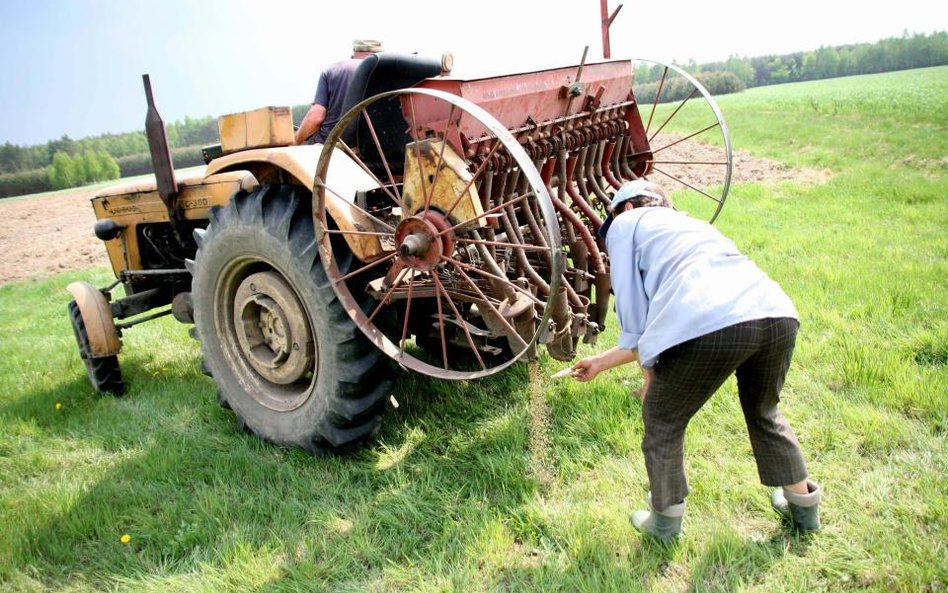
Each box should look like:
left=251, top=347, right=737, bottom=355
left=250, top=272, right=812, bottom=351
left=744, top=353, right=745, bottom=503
left=2, top=68, right=947, bottom=592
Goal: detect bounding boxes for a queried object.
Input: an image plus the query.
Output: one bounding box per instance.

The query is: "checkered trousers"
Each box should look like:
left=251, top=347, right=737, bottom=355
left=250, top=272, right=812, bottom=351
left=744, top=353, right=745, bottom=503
left=642, top=317, right=808, bottom=512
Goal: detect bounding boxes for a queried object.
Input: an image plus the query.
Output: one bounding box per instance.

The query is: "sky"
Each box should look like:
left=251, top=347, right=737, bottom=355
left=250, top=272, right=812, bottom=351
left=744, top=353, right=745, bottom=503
left=1, top=0, right=944, bottom=147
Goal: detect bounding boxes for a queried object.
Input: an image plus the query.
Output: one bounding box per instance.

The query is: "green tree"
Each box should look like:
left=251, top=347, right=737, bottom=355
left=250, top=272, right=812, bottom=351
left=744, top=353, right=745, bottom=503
left=47, top=135, right=77, bottom=158
left=48, top=151, right=79, bottom=189
left=76, top=150, right=98, bottom=184
left=0, top=142, right=28, bottom=174
left=725, top=55, right=755, bottom=86
left=93, top=150, right=120, bottom=181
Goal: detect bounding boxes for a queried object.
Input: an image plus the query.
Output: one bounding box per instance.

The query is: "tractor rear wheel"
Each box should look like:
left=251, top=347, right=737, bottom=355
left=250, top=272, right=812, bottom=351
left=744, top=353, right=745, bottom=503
left=190, top=184, right=392, bottom=455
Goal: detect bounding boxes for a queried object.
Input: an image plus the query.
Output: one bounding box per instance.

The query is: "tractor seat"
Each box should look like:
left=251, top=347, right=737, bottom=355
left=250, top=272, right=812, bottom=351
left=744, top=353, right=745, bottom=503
left=338, top=53, right=444, bottom=176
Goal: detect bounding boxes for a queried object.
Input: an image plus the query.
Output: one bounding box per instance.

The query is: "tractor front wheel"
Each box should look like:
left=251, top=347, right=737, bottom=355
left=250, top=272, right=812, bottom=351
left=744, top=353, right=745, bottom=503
left=68, top=299, right=125, bottom=395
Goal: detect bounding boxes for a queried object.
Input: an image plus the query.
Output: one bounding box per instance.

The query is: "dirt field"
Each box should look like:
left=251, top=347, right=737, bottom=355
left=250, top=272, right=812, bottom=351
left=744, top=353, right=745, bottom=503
left=0, top=152, right=825, bottom=286
left=0, top=187, right=112, bottom=285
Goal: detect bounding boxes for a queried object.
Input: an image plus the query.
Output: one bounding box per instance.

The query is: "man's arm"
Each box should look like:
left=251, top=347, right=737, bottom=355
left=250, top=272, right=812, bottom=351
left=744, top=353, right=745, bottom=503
left=293, top=103, right=327, bottom=145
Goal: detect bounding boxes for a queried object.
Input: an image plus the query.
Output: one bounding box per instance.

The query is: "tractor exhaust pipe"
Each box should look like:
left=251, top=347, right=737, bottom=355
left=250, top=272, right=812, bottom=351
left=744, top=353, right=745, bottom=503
left=143, top=74, right=179, bottom=218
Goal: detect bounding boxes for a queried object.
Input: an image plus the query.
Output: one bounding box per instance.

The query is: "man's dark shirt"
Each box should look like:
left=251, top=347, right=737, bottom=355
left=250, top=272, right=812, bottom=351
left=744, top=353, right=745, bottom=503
left=311, top=58, right=361, bottom=144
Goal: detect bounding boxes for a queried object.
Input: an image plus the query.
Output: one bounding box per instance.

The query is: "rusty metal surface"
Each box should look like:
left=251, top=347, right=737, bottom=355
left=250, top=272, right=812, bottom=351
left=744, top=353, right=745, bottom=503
left=415, top=61, right=633, bottom=147
left=143, top=75, right=179, bottom=214
left=401, top=140, right=483, bottom=225
left=314, top=88, right=563, bottom=380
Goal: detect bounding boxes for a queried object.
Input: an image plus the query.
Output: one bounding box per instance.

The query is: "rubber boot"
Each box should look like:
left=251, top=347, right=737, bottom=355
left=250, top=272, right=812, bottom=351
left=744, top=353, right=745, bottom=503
left=771, top=480, right=821, bottom=532
left=630, top=494, right=684, bottom=542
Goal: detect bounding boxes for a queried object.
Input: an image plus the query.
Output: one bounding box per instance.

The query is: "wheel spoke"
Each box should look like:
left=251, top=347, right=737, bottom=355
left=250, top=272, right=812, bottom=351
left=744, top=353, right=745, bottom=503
left=438, top=190, right=534, bottom=237
left=362, top=110, right=404, bottom=206
left=651, top=122, right=721, bottom=155
left=647, top=87, right=699, bottom=144
left=332, top=251, right=399, bottom=285
left=432, top=272, right=487, bottom=371
left=399, top=273, right=416, bottom=350
left=650, top=166, right=723, bottom=204
left=442, top=255, right=529, bottom=351
left=422, top=104, right=458, bottom=214
left=650, top=159, right=729, bottom=166
left=367, top=266, right=410, bottom=325
left=407, top=95, right=430, bottom=215
left=333, top=137, right=404, bottom=211
left=442, top=139, right=505, bottom=221
left=432, top=271, right=449, bottom=369
left=320, top=180, right=396, bottom=233
left=324, top=228, right=395, bottom=238
left=644, top=66, right=669, bottom=136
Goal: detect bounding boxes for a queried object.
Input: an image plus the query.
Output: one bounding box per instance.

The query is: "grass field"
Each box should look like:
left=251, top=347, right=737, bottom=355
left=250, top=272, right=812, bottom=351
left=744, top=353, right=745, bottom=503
left=1, top=67, right=946, bottom=592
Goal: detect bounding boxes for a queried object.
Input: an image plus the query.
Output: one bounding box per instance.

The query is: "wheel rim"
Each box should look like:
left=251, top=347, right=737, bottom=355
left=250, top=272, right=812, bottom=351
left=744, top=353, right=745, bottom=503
left=314, top=88, right=562, bottom=380
left=629, top=59, right=733, bottom=223
left=215, top=258, right=316, bottom=410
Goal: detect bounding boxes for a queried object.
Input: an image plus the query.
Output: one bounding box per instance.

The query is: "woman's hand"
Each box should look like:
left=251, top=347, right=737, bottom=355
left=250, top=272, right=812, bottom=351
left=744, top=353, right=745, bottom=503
left=566, top=347, right=639, bottom=382
left=570, top=356, right=602, bottom=382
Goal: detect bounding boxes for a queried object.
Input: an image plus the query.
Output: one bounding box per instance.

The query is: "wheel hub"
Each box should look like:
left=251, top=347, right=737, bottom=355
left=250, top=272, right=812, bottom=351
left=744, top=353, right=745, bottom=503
left=394, top=211, right=455, bottom=271
left=233, top=271, right=313, bottom=385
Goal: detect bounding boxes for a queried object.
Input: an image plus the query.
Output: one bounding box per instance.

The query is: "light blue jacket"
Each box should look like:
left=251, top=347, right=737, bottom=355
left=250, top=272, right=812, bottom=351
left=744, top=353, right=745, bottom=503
left=606, top=207, right=798, bottom=368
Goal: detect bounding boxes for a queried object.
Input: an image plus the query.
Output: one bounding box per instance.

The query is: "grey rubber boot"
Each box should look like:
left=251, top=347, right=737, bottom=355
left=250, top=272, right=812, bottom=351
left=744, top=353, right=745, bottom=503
left=771, top=480, right=821, bottom=532
left=630, top=494, right=684, bottom=542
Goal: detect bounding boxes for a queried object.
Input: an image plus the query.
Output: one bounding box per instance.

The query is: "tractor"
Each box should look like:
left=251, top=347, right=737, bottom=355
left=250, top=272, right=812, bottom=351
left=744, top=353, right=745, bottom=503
left=67, top=47, right=732, bottom=455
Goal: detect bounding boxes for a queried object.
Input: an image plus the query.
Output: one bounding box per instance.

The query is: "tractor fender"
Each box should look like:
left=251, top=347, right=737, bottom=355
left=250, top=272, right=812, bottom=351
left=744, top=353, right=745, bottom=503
left=204, top=145, right=383, bottom=260
left=66, top=282, right=122, bottom=357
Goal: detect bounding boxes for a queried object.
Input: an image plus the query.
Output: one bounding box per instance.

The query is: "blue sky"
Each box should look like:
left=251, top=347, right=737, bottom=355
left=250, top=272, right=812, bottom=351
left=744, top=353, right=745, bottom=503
left=1, top=0, right=944, bottom=146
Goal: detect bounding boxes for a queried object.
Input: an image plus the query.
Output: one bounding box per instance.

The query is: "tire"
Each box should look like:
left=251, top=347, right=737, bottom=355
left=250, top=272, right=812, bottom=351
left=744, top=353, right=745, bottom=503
left=68, top=300, right=125, bottom=395
left=190, top=184, right=393, bottom=455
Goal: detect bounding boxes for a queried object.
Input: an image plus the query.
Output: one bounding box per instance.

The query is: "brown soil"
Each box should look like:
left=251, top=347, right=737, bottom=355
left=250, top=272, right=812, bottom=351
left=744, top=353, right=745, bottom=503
left=0, top=188, right=111, bottom=285
left=0, top=149, right=827, bottom=286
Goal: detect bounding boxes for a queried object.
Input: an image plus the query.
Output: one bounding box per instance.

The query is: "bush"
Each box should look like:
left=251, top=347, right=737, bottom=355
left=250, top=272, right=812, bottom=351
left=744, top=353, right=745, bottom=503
left=0, top=169, right=53, bottom=198
left=48, top=150, right=121, bottom=190
left=116, top=145, right=206, bottom=177
left=634, top=71, right=745, bottom=105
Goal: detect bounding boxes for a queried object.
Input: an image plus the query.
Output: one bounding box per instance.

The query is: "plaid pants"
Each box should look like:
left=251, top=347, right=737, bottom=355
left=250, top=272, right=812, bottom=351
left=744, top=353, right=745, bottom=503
left=642, top=317, right=808, bottom=511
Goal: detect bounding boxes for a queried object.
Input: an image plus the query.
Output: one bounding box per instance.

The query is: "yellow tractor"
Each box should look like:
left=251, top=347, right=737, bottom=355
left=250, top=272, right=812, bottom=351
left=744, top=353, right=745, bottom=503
left=68, top=51, right=732, bottom=454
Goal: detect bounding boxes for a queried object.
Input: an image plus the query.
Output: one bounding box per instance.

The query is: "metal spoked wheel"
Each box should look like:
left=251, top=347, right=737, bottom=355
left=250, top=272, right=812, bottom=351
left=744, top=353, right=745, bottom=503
left=628, top=59, right=733, bottom=223
left=314, top=88, right=562, bottom=380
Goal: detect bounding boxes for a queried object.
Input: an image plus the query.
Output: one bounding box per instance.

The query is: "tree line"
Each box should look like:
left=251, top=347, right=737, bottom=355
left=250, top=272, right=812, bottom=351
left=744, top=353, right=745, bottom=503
left=635, top=30, right=946, bottom=90
left=1, top=30, right=945, bottom=198
left=0, top=117, right=216, bottom=197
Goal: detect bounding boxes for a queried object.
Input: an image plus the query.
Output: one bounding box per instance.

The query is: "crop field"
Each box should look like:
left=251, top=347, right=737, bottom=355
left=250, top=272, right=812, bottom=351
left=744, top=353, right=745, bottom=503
left=0, top=67, right=946, bottom=592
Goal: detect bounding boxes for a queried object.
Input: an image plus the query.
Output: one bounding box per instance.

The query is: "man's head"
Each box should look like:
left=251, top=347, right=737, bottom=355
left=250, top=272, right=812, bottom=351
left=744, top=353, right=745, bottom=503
left=352, top=39, right=383, bottom=57
left=597, top=179, right=672, bottom=239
